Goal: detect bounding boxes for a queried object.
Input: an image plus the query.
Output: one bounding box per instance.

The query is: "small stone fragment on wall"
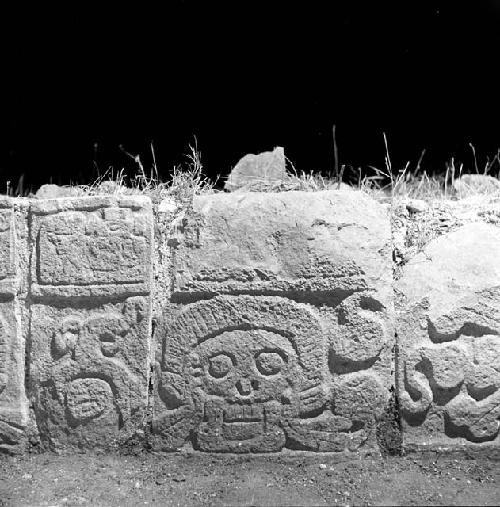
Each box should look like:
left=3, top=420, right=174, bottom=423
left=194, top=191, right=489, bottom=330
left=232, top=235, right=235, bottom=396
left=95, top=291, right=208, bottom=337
left=224, top=146, right=288, bottom=192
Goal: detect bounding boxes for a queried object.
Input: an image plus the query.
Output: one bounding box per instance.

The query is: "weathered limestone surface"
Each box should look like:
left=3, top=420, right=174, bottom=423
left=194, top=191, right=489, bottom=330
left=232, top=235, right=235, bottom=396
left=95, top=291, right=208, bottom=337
left=29, top=196, right=153, bottom=450
left=0, top=198, right=29, bottom=453
left=395, top=220, right=500, bottom=449
left=152, top=189, right=394, bottom=453
left=169, top=190, right=393, bottom=304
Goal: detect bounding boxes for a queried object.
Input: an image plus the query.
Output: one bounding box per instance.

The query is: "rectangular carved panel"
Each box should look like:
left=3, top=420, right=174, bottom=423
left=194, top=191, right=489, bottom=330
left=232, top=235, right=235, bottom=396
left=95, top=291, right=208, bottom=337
left=30, top=196, right=152, bottom=297
left=30, top=298, right=151, bottom=449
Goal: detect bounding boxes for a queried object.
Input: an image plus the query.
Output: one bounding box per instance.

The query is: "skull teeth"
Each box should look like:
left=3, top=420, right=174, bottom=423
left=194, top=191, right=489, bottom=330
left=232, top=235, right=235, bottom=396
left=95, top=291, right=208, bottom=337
left=223, top=405, right=263, bottom=422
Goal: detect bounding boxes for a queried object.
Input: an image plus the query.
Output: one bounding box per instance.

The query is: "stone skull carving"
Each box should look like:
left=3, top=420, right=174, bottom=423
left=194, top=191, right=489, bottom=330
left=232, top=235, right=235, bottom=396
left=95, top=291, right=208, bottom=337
left=153, top=295, right=326, bottom=452
left=192, top=329, right=301, bottom=451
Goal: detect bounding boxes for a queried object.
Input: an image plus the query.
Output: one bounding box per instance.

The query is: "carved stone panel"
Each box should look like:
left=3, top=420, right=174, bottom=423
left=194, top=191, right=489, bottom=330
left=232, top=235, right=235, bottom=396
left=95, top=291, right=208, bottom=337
left=153, top=190, right=393, bottom=453
left=30, top=196, right=152, bottom=297
left=30, top=297, right=151, bottom=449
left=396, top=222, right=500, bottom=448
left=0, top=198, right=29, bottom=454
left=29, top=196, right=153, bottom=449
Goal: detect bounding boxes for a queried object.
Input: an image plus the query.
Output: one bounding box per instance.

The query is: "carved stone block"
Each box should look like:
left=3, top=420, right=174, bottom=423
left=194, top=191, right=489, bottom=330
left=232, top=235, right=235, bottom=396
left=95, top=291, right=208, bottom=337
left=153, top=190, right=393, bottom=453
left=30, top=196, right=152, bottom=297
left=29, top=196, right=153, bottom=449
left=31, top=297, right=151, bottom=449
left=0, top=198, right=29, bottom=453
left=396, top=222, right=500, bottom=449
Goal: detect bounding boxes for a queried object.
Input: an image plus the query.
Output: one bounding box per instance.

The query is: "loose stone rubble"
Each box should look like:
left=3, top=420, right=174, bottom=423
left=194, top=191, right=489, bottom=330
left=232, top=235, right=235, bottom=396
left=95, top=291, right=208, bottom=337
left=0, top=186, right=498, bottom=455
left=224, top=146, right=288, bottom=191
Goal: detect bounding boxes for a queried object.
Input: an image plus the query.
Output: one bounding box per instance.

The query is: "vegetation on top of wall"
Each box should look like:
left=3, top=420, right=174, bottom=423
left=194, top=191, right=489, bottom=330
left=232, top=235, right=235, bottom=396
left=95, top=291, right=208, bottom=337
left=4, top=137, right=500, bottom=203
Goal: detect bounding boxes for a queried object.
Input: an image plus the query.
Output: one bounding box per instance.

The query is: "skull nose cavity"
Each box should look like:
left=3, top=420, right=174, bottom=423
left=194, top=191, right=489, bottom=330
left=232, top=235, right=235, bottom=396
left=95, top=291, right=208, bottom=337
left=236, top=378, right=252, bottom=396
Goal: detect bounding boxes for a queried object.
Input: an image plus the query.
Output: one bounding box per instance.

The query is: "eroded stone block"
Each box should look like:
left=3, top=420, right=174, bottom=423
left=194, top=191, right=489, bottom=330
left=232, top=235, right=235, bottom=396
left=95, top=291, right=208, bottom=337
left=169, top=190, right=393, bottom=304
left=153, top=190, right=393, bottom=453
left=29, top=196, right=153, bottom=449
left=0, top=198, right=29, bottom=453
left=396, top=222, right=500, bottom=449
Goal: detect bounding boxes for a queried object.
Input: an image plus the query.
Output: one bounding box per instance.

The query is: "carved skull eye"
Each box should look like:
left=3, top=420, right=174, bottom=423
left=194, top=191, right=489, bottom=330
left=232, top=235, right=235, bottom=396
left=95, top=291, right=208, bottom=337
left=255, top=351, right=286, bottom=376
left=208, top=353, right=233, bottom=378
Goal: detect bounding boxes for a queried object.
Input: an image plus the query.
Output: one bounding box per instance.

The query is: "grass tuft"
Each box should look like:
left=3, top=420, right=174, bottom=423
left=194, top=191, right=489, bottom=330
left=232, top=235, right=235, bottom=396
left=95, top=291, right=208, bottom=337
left=4, top=137, right=500, bottom=202
left=76, top=141, right=216, bottom=207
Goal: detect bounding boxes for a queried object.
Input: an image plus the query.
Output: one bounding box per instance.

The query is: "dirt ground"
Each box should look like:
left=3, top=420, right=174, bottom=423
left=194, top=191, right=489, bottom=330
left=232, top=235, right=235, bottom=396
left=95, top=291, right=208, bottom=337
left=0, top=449, right=499, bottom=507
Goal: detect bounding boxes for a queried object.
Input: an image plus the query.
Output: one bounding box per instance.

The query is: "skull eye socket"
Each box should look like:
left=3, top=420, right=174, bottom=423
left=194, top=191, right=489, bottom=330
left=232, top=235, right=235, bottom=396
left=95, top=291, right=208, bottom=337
left=208, top=353, right=233, bottom=378
left=255, top=351, right=286, bottom=376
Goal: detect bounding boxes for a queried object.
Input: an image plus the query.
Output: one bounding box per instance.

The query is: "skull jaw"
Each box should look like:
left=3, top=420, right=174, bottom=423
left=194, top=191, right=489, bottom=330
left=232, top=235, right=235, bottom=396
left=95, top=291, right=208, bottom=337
left=195, top=400, right=286, bottom=452
left=195, top=422, right=286, bottom=453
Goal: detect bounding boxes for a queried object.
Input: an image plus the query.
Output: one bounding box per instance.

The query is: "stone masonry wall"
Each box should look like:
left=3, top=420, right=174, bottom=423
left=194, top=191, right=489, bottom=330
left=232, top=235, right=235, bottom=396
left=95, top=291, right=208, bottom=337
left=0, top=190, right=498, bottom=454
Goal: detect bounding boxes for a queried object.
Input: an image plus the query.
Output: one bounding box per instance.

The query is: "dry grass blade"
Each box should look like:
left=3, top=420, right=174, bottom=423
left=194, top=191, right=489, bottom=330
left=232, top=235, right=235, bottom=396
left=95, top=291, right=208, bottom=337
left=6, top=136, right=499, bottom=202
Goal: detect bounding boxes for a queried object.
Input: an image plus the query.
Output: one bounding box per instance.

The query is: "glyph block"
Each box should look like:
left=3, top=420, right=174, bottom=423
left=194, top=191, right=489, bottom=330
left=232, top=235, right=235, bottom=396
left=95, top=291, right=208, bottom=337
left=29, top=196, right=153, bottom=449
left=30, top=196, right=152, bottom=298
left=153, top=190, right=394, bottom=453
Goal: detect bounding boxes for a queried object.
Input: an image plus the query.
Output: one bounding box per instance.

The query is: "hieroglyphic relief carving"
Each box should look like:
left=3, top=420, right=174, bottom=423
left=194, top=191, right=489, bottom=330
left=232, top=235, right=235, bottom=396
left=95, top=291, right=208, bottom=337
left=400, top=288, right=500, bottom=443
left=30, top=196, right=152, bottom=297
left=152, top=293, right=390, bottom=453
left=32, top=298, right=150, bottom=448
left=29, top=196, right=153, bottom=449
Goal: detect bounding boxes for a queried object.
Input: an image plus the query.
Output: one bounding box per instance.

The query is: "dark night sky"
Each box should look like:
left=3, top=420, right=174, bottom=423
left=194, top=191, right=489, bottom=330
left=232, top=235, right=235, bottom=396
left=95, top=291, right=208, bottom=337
left=2, top=1, right=500, bottom=191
